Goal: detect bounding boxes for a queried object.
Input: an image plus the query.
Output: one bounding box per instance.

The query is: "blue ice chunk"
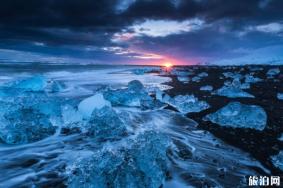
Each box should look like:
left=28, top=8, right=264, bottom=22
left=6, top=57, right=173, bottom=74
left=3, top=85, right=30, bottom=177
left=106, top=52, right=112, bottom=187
left=198, top=72, right=208, bottom=78
left=87, top=106, right=127, bottom=140
left=78, top=93, right=111, bottom=119
left=223, top=72, right=243, bottom=80
left=128, top=80, right=144, bottom=91
left=6, top=75, right=48, bottom=92
left=204, top=102, right=267, bottom=130
left=177, top=76, right=190, bottom=83
left=240, top=82, right=251, bottom=89
left=168, top=95, right=210, bottom=114
left=271, top=151, right=283, bottom=171
left=267, top=68, right=280, bottom=77
left=0, top=101, right=56, bottom=144
left=244, top=74, right=262, bottom=83
left=103, top=80, right=152, bottom=107
left=191, top=76, right=201, bottom=82
left=0, top=91, right=61, bottom=144
left=215, top=80, right=254, bottom=98
left=68, top=131, right=169, bottom=188
left=49, top=80, right=66, bottom=93
left=200, top=85, right=213, bottom=91
left=277, top=93, right=283, bottom=100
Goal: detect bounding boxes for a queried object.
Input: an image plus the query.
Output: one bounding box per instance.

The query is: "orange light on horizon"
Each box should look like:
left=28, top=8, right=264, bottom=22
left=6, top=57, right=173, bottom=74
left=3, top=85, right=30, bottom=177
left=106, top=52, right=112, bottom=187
left=163, top=62, right=173, bottom=68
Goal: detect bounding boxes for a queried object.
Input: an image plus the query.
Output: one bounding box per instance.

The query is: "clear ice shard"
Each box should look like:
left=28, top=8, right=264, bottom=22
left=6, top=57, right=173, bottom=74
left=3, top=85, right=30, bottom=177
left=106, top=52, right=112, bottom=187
left=103, top=80, right=152, bottom=107
left=271, top=151, right=283, bottom=171
left=267, top=68, right=280, bottom=77
left=200, top=85, right=213, bottom=91
left=87, top=106, right=127, bottom=141
left=204, top=102, right=267, bottom=130
left=78, top=93, right=111, bottom=119
left=68, top=131, right=169, bottom=188
left=168, top=95, right=210, bottom=114
left=214, top=79, right=255, bottom=98
left=6, top=75, right=48, bottom=92
left=277, top=93, right=283, bottom=100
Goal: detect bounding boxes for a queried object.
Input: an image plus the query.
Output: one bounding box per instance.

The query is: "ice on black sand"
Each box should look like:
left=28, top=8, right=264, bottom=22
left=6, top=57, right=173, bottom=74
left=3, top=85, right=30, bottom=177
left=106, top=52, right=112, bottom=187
left=204, top=102, right=267, bottom=130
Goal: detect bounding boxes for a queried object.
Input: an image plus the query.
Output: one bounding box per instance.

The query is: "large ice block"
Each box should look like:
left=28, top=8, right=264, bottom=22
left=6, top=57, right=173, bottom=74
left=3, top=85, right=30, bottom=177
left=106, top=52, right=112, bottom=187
left=215, top=81, right=254, bottom=98
left=0, top=100, right=57, bottom=144
left=204, top=102, right=267, bottom=130
left=68, top=131, right=169, bottom=188
left=87, top=106, right=127, bottom=141
left=103, top=80, right=152, bottom=107
left=78, top=93, right=111, bottom=119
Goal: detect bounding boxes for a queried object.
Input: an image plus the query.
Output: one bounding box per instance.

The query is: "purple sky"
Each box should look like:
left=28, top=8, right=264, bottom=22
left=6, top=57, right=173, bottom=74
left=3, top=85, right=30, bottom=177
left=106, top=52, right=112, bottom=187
left=0, top=0, right=283, bottom=65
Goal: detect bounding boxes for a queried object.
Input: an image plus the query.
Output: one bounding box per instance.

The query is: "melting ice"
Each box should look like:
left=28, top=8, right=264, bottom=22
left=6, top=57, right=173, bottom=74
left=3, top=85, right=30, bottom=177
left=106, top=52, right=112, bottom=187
left=204, top=102, right=267, bottom=130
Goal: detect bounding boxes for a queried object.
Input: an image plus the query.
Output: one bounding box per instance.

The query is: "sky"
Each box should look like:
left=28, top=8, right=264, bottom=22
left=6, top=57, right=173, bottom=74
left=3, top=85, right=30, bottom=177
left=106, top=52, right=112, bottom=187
left=0, top=0, right=283, bottom=65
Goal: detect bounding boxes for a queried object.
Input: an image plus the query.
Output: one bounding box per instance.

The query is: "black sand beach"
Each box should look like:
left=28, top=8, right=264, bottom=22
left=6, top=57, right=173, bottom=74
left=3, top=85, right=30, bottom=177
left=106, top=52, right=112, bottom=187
left=163, top=65, right=283, bottom=176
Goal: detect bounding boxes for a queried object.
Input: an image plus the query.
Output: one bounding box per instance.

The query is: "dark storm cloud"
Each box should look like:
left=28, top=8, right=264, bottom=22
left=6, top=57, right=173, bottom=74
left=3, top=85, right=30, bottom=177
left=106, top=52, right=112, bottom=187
left=0, top=0, right=283, bottom=64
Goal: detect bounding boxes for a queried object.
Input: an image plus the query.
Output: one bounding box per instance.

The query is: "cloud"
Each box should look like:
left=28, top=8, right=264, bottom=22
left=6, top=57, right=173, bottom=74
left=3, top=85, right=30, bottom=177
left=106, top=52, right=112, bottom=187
left=130, top=19, right=204, bottom=37
left=0, top=0, right=283, bottom=64
left=252, top=22, right=283, bottom=34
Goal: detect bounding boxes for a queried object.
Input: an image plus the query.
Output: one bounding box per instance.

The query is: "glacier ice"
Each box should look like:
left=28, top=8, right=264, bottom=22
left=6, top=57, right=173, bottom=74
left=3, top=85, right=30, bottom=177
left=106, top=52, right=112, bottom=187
left=200, top=85, right=213, bottom=91
left=168, top=95, right=210, bottom=114
left=49, top=80, right=66, bottom=93
left=277, top=93, right=283, bottom=100
left=62, top=104, right=83, bottom=128
left=215, top=86, right=254, bottom=98
left=103, top=80, right=152, bottom=107
left=223, top=72, right=242, bottom=80
left=78, top=93, right=111, bottom=119
left=204, top=102, right=267, bottom=130
left=0, top=96, right=57, bottom=144
left=214, top=79, right=254, bottom=98
left=87, top=106, right=127, bottom=141
left=191, top=76, right=201, bottom=82
left=267, top=68, right=280, bottom=77
left=68, top=131, right=170, bottom=188
left=244, top=74, right=262, bottom=83
left=6, top=75, right=48, bottom=92
left=271, top=151, right=283, bottom=171
left=198, top=72, right=208, bottom=78
left=177, top=76, right=190, bottom=83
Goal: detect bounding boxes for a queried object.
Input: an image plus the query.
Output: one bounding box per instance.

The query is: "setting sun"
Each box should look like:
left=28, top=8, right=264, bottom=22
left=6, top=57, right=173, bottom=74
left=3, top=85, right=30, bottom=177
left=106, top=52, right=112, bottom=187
left=164, top=62, right=173, bottom=68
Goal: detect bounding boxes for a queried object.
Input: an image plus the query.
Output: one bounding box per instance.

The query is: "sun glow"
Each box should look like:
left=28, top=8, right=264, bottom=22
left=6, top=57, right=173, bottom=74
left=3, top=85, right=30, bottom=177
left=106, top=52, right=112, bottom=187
left=164, top=62, right=173, bottom=68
